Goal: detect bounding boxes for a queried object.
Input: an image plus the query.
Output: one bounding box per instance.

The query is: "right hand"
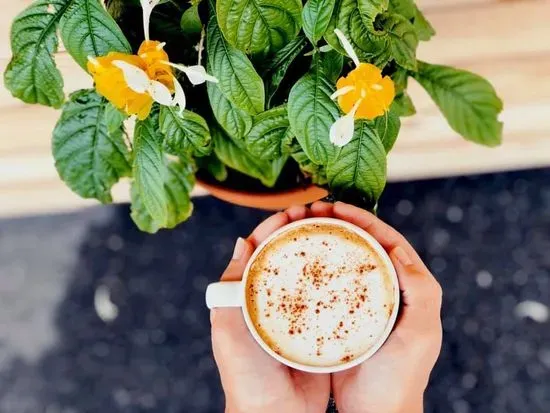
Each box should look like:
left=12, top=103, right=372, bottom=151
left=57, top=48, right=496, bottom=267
left=309, top=201, right=443, bottom=413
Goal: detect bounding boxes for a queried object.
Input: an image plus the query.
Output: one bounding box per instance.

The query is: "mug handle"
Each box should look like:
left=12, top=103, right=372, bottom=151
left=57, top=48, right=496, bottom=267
left=205, top=281, right=243, bottom=309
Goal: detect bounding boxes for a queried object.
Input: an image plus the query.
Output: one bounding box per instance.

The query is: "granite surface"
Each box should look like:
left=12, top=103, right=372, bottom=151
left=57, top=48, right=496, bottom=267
left=0, top=168, right=549, bottom=413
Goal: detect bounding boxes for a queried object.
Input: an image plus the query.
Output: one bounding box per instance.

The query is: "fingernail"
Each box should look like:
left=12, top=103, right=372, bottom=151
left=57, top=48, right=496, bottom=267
left=232, top=237, right=245, bottom=260
left=393, top=246, right=412, bottom=266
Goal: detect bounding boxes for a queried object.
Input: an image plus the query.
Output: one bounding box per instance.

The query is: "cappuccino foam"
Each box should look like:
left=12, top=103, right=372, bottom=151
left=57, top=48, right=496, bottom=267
left=246, top=222, right=396, bottom=367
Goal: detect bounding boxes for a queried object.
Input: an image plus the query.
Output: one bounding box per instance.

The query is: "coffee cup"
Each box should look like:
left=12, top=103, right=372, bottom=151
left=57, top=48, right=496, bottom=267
left=206, top=217, right=400, bottom=373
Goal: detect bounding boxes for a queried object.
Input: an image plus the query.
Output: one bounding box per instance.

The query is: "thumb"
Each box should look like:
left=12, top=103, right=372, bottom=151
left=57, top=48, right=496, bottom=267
left=390, top=246, right=442, bottom=312
left=221, top=237, right=255, bottom=281
left=210, top=237, right=255, bottom=327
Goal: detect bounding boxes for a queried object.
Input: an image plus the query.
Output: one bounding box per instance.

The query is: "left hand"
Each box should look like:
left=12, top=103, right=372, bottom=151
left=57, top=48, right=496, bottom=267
left=210, top=206, right=331, bottom=413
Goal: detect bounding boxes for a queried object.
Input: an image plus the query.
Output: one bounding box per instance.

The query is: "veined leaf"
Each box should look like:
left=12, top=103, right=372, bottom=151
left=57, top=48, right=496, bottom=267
left=263, top=35, right=307, bottom=106
left=292, top=150, right=328, bottom=185
left=133, top=109, right=168, bottom=227
left=216, top=0, right=302, bottom=56
left=104, top=103, right=127, bottom=135
left=320, top=49, right=344, bottom=83
left=207, top=15, right=265, bottom=114
left=196, top=153, right=228, bottom=182
left=392, top=92, right=416, bottom=117
left=325, top=0, right=390, bottom=67
left=207, top=81, right=253, bottom=139
left=303, top=0, right=336, bottom=44
left=327, top=120, right=387, bottom=203
left=359, top=0, right=388, bottom=20
left=4, top=0, right=68, bottom=107
left=325, top=2, right=416, bottom=69
left=389, top=0, right=415, bottom=20
left=180, top=5, right=203, bottom=35
left=391, top=67, right=409, bottom=94
left=287, top=59, right=339, bottom=165
left=131, top=159, right=195, bottom=233
left=52, top=89, right=131, bottom=203
left=245, top=105, right=292, bottom=160
left=159, top=107, right=211, bottom=157
left=60, top=0, right=131, bottom=70
left=373, top=110, right=400, bottom=153
left=413, top=61, right=503, bottom=146
left=413, top=5, right=435, bottom=41
left=379, top=13, right=418, bottom=71
left=213, top=127, right=285, bottom=187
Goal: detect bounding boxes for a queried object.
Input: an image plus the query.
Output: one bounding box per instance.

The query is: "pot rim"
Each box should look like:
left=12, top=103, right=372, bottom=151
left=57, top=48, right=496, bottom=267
left=196, top=177, right=329, bottom=210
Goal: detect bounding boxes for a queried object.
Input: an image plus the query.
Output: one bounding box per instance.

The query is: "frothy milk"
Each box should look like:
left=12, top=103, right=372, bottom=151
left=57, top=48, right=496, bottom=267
left=246, top=222, right=396, bottom=367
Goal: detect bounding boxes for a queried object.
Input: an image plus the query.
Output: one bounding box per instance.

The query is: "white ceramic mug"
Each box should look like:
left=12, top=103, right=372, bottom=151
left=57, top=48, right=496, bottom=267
left=205, top=217, right=400, bottom=373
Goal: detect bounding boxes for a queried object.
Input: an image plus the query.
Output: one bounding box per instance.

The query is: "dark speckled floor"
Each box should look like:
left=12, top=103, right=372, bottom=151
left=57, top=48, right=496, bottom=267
left=0, top=168, right=549, bottom=413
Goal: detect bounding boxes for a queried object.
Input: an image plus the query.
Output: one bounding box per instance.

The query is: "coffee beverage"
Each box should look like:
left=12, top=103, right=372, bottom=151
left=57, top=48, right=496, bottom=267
left=245, top=222, right=396, bottom=368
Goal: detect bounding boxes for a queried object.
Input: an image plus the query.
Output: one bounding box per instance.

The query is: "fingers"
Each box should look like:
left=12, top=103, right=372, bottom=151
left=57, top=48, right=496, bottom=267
left=248, top=212, right=289, bottom=248
left=310, top=201, right=334, bottom=217
left=333, top=202, right=429, bottom=273
left=390, top=247, right=442, bottom=315
left=285, top=205, right=311, bottom=221
left=220, top=237, right=255, bottom=281
left=247, top=206, right=309, bottom=248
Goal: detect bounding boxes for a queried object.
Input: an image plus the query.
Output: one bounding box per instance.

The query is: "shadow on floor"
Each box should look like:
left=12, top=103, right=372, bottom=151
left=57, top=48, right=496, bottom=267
left=0, top=168, right=549, bottom=413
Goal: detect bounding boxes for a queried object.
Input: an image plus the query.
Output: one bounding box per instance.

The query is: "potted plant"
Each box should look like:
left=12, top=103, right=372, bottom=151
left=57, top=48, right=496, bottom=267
left=4, top=0, right=503, bottom=233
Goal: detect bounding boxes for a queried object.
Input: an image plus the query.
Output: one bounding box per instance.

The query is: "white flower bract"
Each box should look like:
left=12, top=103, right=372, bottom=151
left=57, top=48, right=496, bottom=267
left=334, top=28, right=360, bottom=67
left=140, top=0, right=162, bottom=41
left=329, top=99, right=362, bottom=147
left=329, top=29, right=363, bottom=147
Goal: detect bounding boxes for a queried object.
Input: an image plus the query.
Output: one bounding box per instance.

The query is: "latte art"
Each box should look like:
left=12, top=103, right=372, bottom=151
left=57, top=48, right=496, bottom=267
left=246, top=223, right=396, bottom=367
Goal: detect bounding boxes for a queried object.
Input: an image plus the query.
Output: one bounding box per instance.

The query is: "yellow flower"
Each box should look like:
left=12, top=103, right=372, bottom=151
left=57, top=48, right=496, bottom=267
left=87, top=41, right=174, bottom=120
left=335, top=63, right=395, bottom=120
left=87, top=0, right=217, bottom=120
left=329, top=29, right=396, bottom=147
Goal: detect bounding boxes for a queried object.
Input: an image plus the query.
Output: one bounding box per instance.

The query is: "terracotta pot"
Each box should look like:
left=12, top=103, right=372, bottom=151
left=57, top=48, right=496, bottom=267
left=197, top=178, right=328, bottom=211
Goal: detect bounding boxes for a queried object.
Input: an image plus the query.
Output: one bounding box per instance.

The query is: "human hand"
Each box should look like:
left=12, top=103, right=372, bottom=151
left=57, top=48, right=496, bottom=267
left=308, top=201, right=443, bottom=413
left=210, top=206, right=330, bottom=413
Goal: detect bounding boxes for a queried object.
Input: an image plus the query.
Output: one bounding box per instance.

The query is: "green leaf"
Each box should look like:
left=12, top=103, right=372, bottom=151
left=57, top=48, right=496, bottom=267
left=287, top=60, right=339, bottom=165
left=327, top=120, right=387, bottom=203
left=391, top=67, right=409, bottom=94
left=180, top=5, right=203, bottom=35
left=291, top=150, right=328, bottom=185
left=319, top=49, right=344, bottom=83
left=207, top=15, right=265, bottom=114
left=52, top=89, right=131, bottom=203
left=133, top=109, right=168, bottom=226
left=213, top=127, right=285, bottom=187
left=267, top=156, right=289, bottom=187
left=360, top=0, right=389, bottom=19
left=59, top=0, right=131, bottom=70
left=131, top=159, right=195, bottom=233
left=325, top=0, right=390, bottom=67
left=104, top=103, right=127, bottom=135
left=159, top=107, right=212, bottom=157
left=196, top=153, right=228, bottom=182
left=302, top=0, right=336, bottom=44
left=392, top=92, right=416, bottom=117
left=373, top=110, right=400, bottom=152
left=379, top=13, right=418, bottom=71
left=389, top=0, right=415, bottom=20
left=413, top=6, right=435, bottom=41
left=263, top=35, right=307, bottom=106
left=413, top=61, right=503, bottom=146
left=207, top=81, right=253, bottom=139
left=245, top=105, right=292, bottom=160
left=216, top=0, right=302, bottom=55
left=4, top=0, right=67, bottom=107
left=325, top=2, right=417, bottom=69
